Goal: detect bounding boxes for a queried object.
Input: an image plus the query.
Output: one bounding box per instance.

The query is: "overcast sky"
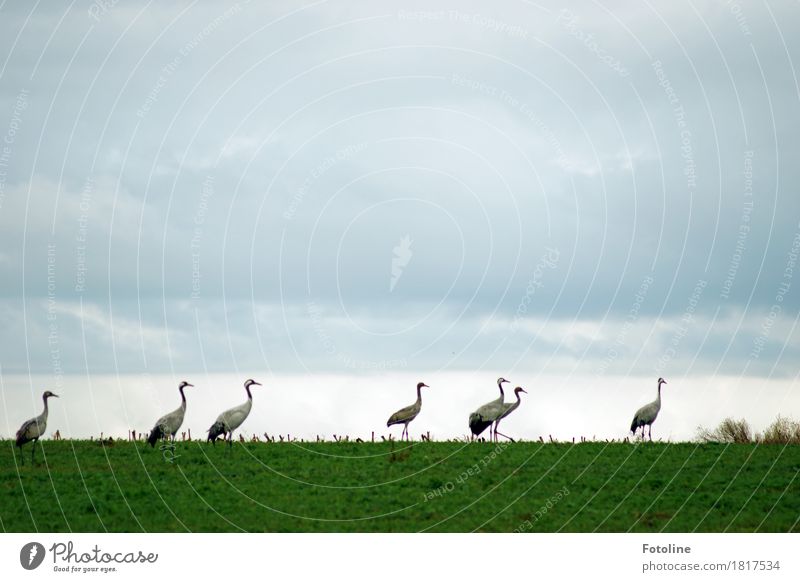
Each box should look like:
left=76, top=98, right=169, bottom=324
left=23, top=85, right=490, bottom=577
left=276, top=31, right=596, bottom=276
left=1, top=0, right=799, bottom=440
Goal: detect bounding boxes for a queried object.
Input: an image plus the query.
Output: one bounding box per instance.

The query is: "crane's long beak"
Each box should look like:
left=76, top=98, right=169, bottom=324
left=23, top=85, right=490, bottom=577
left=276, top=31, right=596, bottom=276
left=186, top=383, right=194, bottom=388
left=52, top=393, right=60, bottom=398
left=253, top=381, right=262, bottom=386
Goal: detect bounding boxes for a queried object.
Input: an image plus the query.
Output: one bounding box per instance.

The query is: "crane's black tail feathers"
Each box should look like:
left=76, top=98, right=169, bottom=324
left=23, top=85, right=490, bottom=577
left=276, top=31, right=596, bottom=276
left=207, top=421, right=226, bottom=442
left=147, top=426, right=163, bottom=448
left=469, top=413, right=493, bottom=437
left=15, top=420, right=34, bottom=448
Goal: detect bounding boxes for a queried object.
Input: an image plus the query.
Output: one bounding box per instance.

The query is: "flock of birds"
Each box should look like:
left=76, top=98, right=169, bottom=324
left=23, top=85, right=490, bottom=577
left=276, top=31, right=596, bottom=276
left=12, top=376, right=669, bottom=464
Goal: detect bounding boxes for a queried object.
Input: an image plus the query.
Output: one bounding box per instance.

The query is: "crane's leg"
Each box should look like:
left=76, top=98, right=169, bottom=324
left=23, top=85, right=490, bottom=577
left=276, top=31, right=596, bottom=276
left=648, top=425, right=653, bottom=441
left=494, top=421, right=514, bottom=442
left=31, top=439, right=37, bottom=464
left=494, top=430, right=515, bottom=442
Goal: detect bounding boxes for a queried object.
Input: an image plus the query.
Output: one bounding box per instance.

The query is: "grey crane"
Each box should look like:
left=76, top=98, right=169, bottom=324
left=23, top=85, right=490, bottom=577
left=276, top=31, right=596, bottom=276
left=630, top=377, right=667, bottom=441
left=469, top=377, right=509, bottom=440
left=387, top=382, right=429, bottom=441
left=147, top=381, right=193, bottom=447
left=15, top=390, right=59, bottom=465
left=493, top=386, right=527, bottom=442
left=207, top=379, right=261, bottom=447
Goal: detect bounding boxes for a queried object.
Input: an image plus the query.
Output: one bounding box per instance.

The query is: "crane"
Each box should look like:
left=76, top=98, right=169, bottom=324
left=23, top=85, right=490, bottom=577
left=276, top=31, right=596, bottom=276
left=387, top=382, right=429, bottom=441
left=147, top=381, right=193, bottom=447
left=469, top=377, right=509, bottom=440
left=207, top=379, right=261, bottom=447
left=630, top=377, right=667, bottom=441
left=493, top=386, right=527, bottom=442
left=15, top=390, right=59, bottom=465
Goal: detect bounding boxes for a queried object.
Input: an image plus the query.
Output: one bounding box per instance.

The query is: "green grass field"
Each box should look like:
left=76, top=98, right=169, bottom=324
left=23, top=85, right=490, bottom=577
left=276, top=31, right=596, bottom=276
left=1, top=440, right=798, bottom=532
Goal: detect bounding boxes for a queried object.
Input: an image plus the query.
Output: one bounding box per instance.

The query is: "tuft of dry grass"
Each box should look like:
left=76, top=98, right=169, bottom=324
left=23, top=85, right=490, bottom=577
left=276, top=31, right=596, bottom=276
left=696, top=417, right=754, bottom=443
left=698, top=416, right=800, bottom=444
left=760, top=416, right=800, bottom=444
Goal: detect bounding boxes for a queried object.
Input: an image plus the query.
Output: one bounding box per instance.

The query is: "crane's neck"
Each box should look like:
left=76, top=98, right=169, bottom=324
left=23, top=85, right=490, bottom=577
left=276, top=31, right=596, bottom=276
left=656, top=382, right=662, bottom=404
left=416, top=385, right=423, bottom=404
left=502, top=392, right=523, bottom=418
left=245, top=384, right=253, bottom=400
left=179, top=385, right=187, bottom=408
left=42, top=394, right=50, bottom=417
left=497, top=381, right=505, bottom=398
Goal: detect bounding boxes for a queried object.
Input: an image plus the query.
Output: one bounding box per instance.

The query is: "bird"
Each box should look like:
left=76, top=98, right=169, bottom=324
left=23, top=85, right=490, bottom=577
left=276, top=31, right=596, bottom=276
left=469, top=377, right=510, bottom=440
left=207, top=379, right=261, bottom=447
left=15, top=390, right=59, bottom=465
left=493, top=386, right=527, bottom=442
left=630, top=377, right=667, bottom=441
left=386, top=382, right=429, bottom=441
left=147, top=381, right=193, bottom=447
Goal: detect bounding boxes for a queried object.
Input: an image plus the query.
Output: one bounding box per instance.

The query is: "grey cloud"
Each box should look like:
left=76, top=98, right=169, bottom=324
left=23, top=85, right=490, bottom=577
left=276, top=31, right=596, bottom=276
left=0, top=0, right=798, bottom=383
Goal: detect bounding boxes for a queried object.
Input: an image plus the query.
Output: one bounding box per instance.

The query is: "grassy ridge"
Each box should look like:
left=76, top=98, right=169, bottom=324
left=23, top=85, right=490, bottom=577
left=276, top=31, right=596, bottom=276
left=1, top=440, right=799, bottom=532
